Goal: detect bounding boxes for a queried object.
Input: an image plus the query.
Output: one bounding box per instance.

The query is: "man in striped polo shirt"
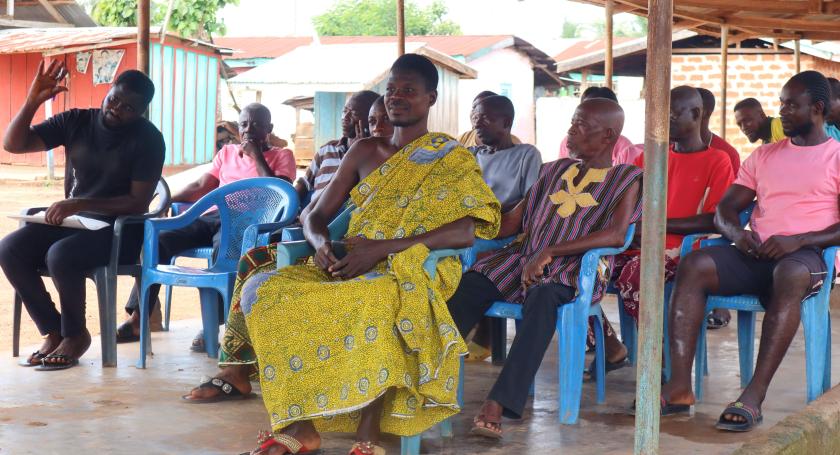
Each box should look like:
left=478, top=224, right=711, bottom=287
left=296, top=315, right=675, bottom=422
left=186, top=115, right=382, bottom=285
left=294, top=90, right=380, bottom=205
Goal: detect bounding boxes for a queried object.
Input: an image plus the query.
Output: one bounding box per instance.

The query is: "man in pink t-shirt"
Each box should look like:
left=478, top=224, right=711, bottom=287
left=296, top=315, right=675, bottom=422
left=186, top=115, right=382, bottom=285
left=117, top=103, right=296, bottom=346
left=660, top=72, right=840, bottom=432
left=557, top=86, right=642, bottom=165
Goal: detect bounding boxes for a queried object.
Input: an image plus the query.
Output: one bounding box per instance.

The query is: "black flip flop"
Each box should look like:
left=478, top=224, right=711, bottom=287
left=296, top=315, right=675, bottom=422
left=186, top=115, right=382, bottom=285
left=629, top=396, right=692, bottom=416
left=716, top=401, right=763, bottom=432
left=35, top=354, right=79, bottom=371
left=583, top=356, right=628, bottom=382
left=116, top=322, right=140, bottom=343
left=18, top=351, right=47, bottom=367
left=181, top=376, right=252, bottom=404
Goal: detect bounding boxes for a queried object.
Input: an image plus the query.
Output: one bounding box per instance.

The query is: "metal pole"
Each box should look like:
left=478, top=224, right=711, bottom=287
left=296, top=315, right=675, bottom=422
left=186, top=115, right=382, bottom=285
left=44, top=79, right=54, bottom=180
left=794, top=39, right=801, bottom=74
left=605, top=0, right=614, bottom=90
left=137, top=0, right=150, bottom=75
left=634, top=0, right=672, bottom=453
left=396, top=0, right=405, bottom=56
left=720, top=25, right=729, bottom=140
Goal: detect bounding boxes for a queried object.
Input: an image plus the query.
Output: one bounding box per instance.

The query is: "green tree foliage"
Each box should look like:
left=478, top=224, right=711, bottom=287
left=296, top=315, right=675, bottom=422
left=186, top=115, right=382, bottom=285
left=91, top=0, right=239, bottom=39
left=313, top=0, right=461, bottom=36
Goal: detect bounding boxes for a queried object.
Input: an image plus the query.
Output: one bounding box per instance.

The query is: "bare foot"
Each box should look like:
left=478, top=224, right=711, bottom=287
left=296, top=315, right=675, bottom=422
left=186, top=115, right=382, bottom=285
left=184, top=364, right=252, bottom=401
left=42, top=329, right=91, bottom=365
left=23, top=332, right=63, bottom=365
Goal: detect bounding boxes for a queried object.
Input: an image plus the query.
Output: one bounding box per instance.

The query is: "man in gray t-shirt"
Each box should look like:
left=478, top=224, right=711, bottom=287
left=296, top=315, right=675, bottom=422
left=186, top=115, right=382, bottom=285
left=468, top=95, right=541, bottom=212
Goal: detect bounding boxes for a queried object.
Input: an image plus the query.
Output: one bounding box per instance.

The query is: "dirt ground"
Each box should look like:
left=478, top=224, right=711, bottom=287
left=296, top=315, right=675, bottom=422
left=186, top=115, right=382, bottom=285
left=0, top=177, right=204, bottom=353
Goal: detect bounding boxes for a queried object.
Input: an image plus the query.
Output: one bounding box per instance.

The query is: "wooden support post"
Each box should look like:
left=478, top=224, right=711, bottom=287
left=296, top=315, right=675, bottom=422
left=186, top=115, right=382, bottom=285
left=581, top=68, right=590, bottom=92
left=794, top=39, right=801, bottom=74
left=137, top=0, right=150, bottom=75
left=634, top=0, right=672, bottom=453
left=605, top=0, right=615, bottom=89
left=396, top=0, right=405, bottom=56
left=721, top=25, right=729, bottom=140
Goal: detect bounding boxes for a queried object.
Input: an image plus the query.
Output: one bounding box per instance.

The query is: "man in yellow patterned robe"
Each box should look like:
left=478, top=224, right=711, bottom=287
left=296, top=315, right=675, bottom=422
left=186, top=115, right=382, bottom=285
left=238, top=54, right=500, bottom=455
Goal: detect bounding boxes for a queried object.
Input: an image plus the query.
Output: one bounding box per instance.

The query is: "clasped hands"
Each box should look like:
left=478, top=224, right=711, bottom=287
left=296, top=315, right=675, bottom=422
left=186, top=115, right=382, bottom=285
left=314, top=236, right=388, bottom=279
left=733, top=230, right=801, bottom=260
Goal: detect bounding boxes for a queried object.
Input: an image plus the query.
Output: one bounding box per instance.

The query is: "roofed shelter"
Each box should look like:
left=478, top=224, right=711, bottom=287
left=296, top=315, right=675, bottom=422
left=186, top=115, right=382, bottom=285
left=554, top=33, right=840, bottom=154
left=568, top=1, right=840, bottom=452
left=228, top=42, right=476, bottom=162
left=0, top=27, right=231, bottom=168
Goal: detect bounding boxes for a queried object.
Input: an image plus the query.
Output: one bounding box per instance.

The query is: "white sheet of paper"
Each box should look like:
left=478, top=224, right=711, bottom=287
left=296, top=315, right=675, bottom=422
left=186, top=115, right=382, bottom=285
left=8, top=211, right=110, bottom=231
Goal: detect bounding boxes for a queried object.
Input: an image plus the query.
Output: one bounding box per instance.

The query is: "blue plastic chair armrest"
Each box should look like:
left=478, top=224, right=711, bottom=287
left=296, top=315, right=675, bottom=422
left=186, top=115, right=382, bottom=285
left=281, top=227, right=304, bottom=242
left=170, top=202, right=193, bottom=216
left=424, top=248, right=468, bottom=279
left=461, top=236, right=517, bottom=268
left=699, top=237, right=731, bottom=248
left=241, top=221, right=297, bottom=256
left=276, top=241, right=315, bottom=268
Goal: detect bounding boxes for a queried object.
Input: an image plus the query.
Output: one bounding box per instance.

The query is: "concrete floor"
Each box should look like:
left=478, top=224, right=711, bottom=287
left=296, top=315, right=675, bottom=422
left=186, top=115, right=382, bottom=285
left=1, top=296, right=837, bottom=455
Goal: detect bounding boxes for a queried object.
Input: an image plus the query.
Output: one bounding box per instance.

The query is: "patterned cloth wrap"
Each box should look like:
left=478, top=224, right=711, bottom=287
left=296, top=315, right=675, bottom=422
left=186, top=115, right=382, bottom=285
left=240, top=133, right=501, bottom=436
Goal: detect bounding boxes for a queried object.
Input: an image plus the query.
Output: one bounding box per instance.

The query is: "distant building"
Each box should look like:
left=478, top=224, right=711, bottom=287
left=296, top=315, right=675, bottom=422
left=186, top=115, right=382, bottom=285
left=228, top=42, right=476, bottom=163
left=217, top=35, right=563, bottom=146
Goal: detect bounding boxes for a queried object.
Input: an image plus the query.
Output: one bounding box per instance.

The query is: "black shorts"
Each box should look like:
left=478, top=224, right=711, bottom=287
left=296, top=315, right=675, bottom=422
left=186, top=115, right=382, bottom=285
left=700, top=245, right=828, bottom=304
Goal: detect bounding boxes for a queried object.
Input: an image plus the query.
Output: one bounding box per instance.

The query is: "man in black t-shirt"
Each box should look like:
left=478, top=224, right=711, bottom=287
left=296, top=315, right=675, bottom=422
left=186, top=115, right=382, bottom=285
left=0, top=60, right=164, bottom=370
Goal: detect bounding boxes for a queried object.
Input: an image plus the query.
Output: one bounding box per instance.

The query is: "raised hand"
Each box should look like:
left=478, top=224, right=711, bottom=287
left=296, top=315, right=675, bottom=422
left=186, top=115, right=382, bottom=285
left=26, top=60, right=69, bottom=107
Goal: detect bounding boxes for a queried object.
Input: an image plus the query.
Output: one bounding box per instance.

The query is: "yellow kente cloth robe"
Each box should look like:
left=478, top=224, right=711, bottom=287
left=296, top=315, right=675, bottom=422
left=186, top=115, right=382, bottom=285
left=244, top=133, right=501, bottom=436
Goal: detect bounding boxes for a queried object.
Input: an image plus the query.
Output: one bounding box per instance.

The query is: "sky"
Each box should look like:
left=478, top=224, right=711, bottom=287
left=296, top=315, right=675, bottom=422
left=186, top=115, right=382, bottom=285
left=220, top=0, right=626, bottom=54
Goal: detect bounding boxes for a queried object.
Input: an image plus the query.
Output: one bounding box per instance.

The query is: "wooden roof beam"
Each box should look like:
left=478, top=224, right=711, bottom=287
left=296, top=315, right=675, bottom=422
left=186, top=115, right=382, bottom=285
left=615, top=0, right=723, bottom=24
left=670, top=0, right=809, bottom=14
left=721, top=15, right=838, bottom=32
left=36, top=0, right=67, bottom=23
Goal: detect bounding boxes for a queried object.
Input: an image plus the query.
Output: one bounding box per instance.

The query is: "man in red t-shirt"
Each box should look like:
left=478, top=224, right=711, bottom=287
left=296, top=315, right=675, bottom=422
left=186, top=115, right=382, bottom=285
left=595, top=87, right=734, bottom=376
left=698, top=87, right=741, bottom=328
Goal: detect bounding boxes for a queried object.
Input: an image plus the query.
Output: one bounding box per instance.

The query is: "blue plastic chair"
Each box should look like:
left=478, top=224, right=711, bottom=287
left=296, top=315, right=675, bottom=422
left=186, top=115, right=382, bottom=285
left=689, top=238, right=835, bottom=403
left=270, top=206, right=465, bottom=455
left=160, top=202, right=214, bottom=331
left=614, top=205, right=755, bottom=382
left=136, top=177, right=300, bottom=368
left=460, top=224, right=636, bottom=424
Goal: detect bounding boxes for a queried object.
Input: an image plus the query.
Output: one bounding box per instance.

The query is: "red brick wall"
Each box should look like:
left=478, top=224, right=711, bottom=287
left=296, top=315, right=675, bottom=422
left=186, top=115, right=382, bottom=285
left=670, top=53, right=840, bottom=158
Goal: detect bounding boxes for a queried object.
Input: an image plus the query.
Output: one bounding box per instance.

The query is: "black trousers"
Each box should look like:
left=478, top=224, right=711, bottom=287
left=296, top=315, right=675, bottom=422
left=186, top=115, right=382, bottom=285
left=447, top=271, right=575, bottom=419
left=0, top=222, right=143, bottom=337
left=125, top=212, right=222, bottom=317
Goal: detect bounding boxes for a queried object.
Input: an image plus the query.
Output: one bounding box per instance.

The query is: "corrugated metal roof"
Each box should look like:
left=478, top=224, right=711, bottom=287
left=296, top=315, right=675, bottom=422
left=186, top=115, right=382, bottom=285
left=553, top=37, right=637, bottom=63
left=0, top=27, right=230, bottom=54
left=229, top=42, right=476, bottom=93
left=0, top=0, right=95, bottom=27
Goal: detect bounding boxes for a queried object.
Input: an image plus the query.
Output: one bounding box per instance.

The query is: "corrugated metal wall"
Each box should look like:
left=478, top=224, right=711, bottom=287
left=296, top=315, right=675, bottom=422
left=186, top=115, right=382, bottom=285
left=313, top=91, right=347, bottom=152
left=149, top=43, right=219, bottom=165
